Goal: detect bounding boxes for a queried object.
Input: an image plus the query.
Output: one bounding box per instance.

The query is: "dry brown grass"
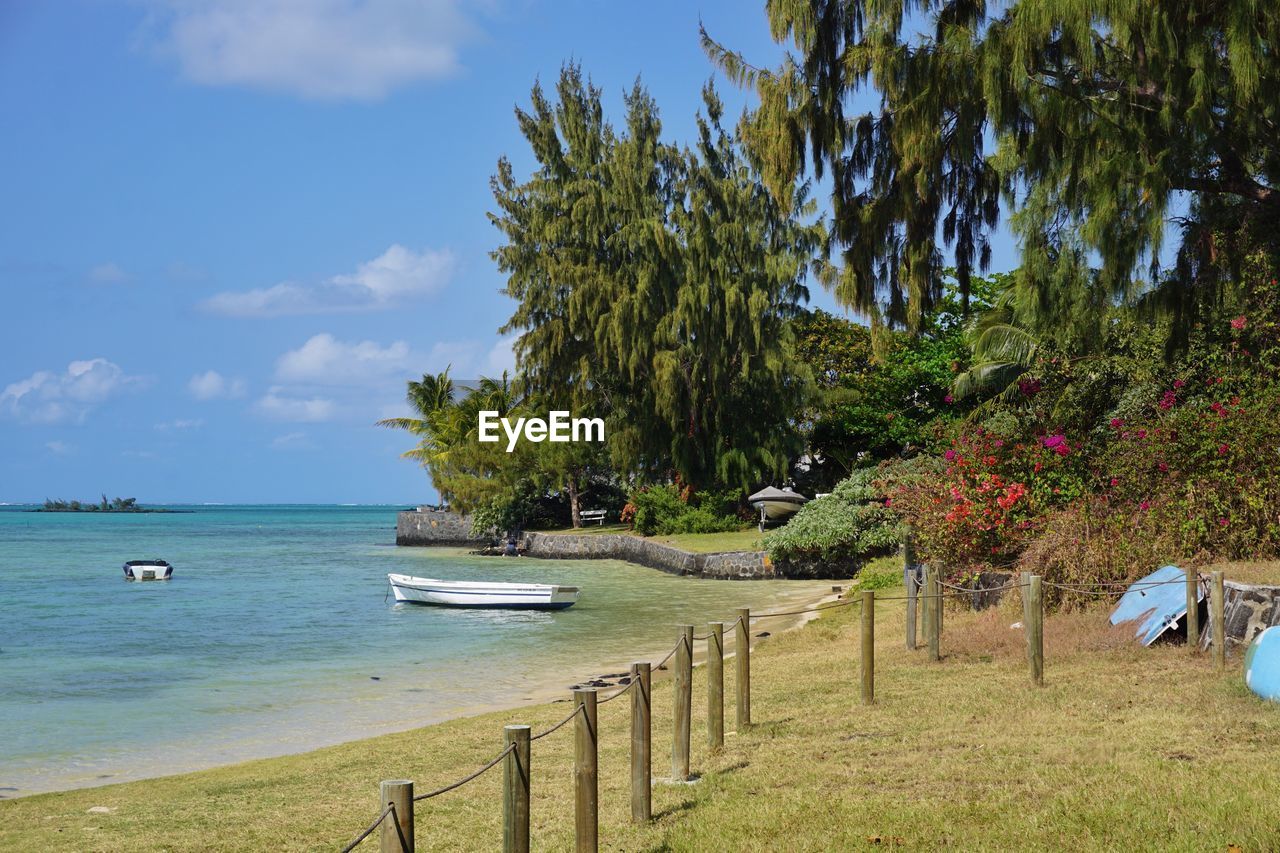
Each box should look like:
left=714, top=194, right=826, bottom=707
left=1203, top=559, right=1280, bottom=585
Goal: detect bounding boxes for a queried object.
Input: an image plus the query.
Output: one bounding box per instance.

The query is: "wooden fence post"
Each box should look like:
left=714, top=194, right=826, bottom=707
left=861, top=590, right=875, bottom=705
left=926, top=566, right=941, bottom=662
left=904, top=528, right=918, bottom=650
left=502, top=725, right=531, bottom=853
left=707, top=622, right=724, bottom=751
left=1212, top=570, right=1226, bottom=669
left=379, top=780, right=413, bottom=853
left=672, top=625, right=693, bottom=781
left=573, top=689, right=598, bottom=852
left=1020, top=570, right=1031, bottom=627
left=630, top=661, right=651, bottom=823
left=1027, top=575, right=1044, bottom=686
left=1186, top=569, right=1200, bottom=652
left=735, top=607, right=751, bottom=729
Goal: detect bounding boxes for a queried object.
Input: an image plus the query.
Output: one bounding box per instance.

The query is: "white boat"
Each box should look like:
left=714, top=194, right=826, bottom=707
left=748, top=486, right=809, bottom=520
left=123, top=559, right=173, bottom=581
left=387, top=573, right=579, bottom=610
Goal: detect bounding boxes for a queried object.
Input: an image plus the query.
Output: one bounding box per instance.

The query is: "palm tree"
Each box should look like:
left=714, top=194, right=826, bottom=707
left=952, top=288, right=1039, bottom=406
left=376, top=368, right=457, bottom=495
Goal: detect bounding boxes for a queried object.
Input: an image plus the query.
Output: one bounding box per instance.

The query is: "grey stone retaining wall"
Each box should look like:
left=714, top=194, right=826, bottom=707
left=396, top=510, right=488, bottom=546
left=1202, top=580, right=1280, bottom=651
left=521, top=532, right=860, bottom=580
left=521, top=532, right=777, bottom=579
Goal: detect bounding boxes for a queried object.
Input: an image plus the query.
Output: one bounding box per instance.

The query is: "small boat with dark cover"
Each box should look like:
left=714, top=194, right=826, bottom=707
left=123, top=559, right=173, bottom=581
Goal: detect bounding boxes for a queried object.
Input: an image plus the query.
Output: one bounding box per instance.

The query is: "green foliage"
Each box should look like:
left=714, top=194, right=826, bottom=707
left=491, top=67, right=821, bottom=489
left=764, top=469, right=900, bottom=562
left=704, top=1, right=1280, bottom=343
left=856, top=563, right=903, bottom=590
left=627, top=485, right=742, bottom=536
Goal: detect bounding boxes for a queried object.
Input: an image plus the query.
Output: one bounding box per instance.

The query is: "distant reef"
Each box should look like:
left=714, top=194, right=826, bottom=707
left=34, top=496, right=185, bottom=514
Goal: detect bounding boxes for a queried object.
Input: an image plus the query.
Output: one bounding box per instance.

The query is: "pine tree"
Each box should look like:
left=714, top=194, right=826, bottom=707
left=703, top=0, right=1280, bottom=340
left=491, top=67, right=822, bottom=489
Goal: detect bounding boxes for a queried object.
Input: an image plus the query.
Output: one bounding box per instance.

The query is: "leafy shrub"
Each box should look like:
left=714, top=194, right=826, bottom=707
left=764, top=469, right=900, bottom=562
left=627, top=485, right=741, bottom=536
left=857, top=561, right=904, bottom=590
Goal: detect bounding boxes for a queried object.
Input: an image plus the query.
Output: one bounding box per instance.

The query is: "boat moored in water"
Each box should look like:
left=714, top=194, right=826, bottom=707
left=123, top=559, right=173, bottom=581
left=387, top=573, right=579, bottom=610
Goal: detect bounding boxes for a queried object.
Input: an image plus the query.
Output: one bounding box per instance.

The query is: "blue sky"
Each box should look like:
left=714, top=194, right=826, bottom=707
left=0, top=1, right=1016, bottom=504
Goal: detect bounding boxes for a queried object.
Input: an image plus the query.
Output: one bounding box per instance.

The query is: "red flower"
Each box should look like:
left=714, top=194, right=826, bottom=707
left=1139, top=501, right=1151, bottom=511
left=1218, top=444, right=1230, bottom=455
left=1110, top=418, right=1124, bottom=429
left=1231, top=316, right=1247, bottom=330
left=1219, top=517, right=1230, bottom=526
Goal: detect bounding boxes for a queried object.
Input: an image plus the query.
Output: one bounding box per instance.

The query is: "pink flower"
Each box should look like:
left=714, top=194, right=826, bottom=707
left=1218, top=444, right=1230, bottom=455
left=1042, top=434, right=1066, bottom=449
left=943, top=394, right=954, bottom=404
left=993, top=439, right=1004, bottom=448
left=1135, top=429, right=1147, bottom=440
left=1173, top=379, right=1185, bottom=389
left=1157, top=462, right=1169, bottom=472
left=944, top=449, right=956, bottom=461
left=1110, top=477, right=1119, bottom=486
left=1231, top=316, right=1247, bottom=330
left=1219, top=517, right=1230, bottom=526
left=1159, top=390, right=1177, bottom=410
left=1110, top=418, right=1124, bottom=429
left=1139, top=501, right=1151, bottom=511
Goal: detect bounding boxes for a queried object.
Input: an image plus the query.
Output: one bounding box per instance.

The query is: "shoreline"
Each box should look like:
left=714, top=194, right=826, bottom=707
left=4, top=581, right=843, bottom=800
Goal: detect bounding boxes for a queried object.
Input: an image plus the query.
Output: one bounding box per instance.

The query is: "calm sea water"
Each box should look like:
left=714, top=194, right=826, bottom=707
left=0, top=505, right=827, bottom=796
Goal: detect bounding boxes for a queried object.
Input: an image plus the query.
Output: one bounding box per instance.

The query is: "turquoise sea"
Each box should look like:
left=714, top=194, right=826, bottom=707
left=0, top=505, right=828, bottom=796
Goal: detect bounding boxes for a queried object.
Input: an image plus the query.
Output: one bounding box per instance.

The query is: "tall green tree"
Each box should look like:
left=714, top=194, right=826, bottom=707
left=703, top=1, right=1280, bottom=340
left=491, top=66, right=823, bottom=490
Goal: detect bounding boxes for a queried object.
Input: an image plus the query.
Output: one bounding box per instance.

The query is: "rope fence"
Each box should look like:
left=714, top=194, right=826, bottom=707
left=339, top=545, right=1232, bottom=853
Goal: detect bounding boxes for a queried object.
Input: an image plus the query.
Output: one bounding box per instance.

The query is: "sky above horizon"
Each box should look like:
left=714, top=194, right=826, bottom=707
left=0, top=1, right=1018, bottom=504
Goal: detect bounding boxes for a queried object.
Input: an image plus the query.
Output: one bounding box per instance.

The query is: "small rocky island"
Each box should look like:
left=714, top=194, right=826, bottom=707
left=36, top=496, right=177, bottom=513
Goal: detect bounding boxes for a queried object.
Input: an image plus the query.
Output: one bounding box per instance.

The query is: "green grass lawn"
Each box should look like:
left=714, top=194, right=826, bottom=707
left=4, top=577, right=1277, bottom=851
left=536, top=525, right=764, bottom=553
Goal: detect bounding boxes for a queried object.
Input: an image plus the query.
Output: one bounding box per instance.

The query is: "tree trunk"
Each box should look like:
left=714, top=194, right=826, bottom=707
left=568, top=475, right=582, bottom=528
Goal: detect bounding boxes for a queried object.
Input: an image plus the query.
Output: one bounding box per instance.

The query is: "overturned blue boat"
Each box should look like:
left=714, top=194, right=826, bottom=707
left=1109, top=565, right=1202, bottom=646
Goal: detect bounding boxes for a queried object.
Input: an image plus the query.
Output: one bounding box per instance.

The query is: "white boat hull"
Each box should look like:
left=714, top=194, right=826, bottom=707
left=751, top=499, right=805, bottom=520
left=123, top=560, right=172, bottom=581
left=388, top=573, right=579, bottom=610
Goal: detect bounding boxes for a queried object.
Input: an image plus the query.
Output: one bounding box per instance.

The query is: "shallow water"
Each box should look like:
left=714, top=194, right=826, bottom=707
left=0, top=505, right=829, bottom=795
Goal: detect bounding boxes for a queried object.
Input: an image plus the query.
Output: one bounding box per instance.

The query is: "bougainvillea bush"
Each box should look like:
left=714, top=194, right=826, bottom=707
left=1101, top=390, right=1280, bottom=558
left=884, top=423, right=1090, bottom=570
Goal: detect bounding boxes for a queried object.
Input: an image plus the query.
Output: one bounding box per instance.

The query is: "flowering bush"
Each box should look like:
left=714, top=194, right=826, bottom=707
left=1102, top=391, right=1280, bottom=558
left=885, top=424, right=1090, bottom=570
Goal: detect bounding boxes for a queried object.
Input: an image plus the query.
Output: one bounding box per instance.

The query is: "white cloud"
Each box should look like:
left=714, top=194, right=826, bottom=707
left=143, top=0, right=476, bottom=101
left=271, top=431, right=319, bottom=451
left=188, top=370, right=247, bottom=400
left=89, top=262, right=130, bottom=284
left=45, top=440, right=74, bottom=455
left=1, top=359, right=145, bottom=424
left=201, top=245, right=455, bottom=317
left=275, top=333, right=412, bottom=385
left=155, top=418, right=205, bottom=430
left=256, top=387, right=336, bottom=422
left=483, top=335, right=517, bottom=376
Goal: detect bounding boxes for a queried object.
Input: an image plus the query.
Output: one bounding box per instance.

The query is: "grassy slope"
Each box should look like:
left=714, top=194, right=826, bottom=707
left=4, top=569, right=1279, bottom=851
left=536, top=525, right=764, bottom=554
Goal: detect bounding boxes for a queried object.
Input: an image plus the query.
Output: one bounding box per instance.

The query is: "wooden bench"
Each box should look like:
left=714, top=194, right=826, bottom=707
left=580, top=509, right=607, bottom=526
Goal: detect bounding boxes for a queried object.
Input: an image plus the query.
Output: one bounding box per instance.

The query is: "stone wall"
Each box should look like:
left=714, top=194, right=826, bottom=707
left=396, top=510, right=488, bottom=547
left=520, top=532, right=860, bottom=580
left=1201, top=580, right=1280, bottom=652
